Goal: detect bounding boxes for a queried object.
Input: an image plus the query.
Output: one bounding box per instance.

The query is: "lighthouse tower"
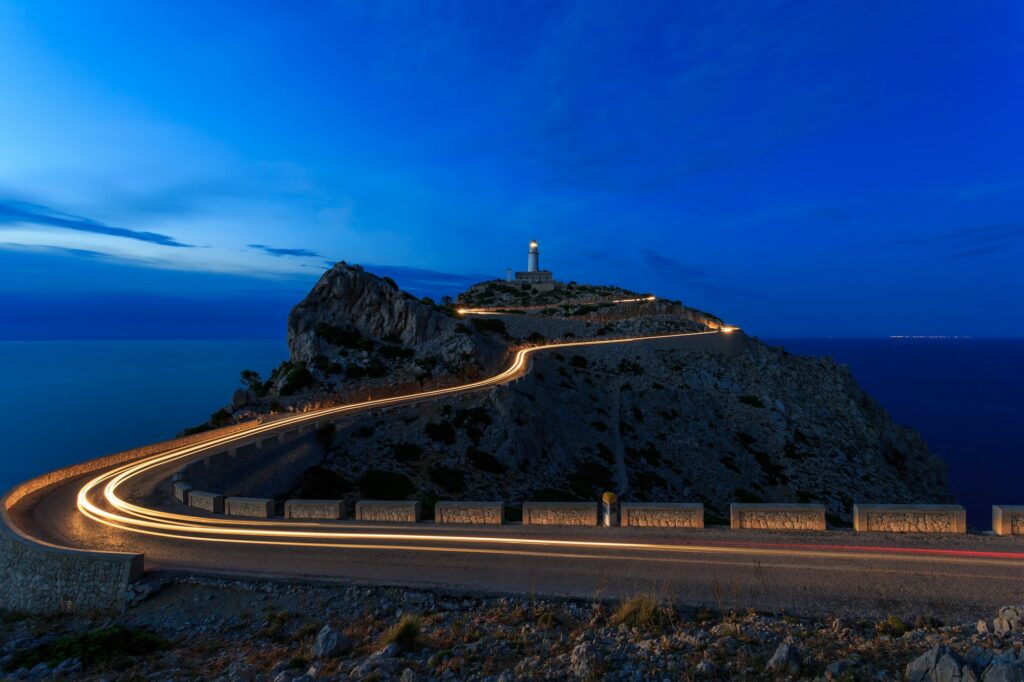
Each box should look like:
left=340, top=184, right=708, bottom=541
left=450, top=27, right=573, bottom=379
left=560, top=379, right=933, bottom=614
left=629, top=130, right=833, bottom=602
left=514, top=239, right=554, bottom=287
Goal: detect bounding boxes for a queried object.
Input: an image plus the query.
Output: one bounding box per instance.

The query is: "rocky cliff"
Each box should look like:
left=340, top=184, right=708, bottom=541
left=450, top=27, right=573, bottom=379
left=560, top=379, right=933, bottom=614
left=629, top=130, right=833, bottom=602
left=249, top=265, right=953, bottom=525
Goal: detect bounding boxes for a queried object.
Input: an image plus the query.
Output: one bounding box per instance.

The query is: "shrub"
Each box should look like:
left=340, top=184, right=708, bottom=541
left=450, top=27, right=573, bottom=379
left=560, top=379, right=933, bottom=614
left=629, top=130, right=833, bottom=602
left=455, top=323, right=471, bottom=335
left=424, top=421, right=456, bottom=445
left=382, top=276, right=399, bottom=290
left=280, top=366, right=315, bottom=396
left=209, top=408, right=232, bottom=428
left=876, top=615, right=909, bottom=637
left=311, top=355, right=342, bottom=375
left=358, top=470, right=415, bottom=499
left=294, top=465, right=353, bottom=499
left=429, top=465, right=466, bottom=493
left=345, top=364, right=367, bottom=379
left=469, top=317, right=507, bottom=335
left=6, top=625, right=168, bottom=671
left=391, top=442, right=424, bottom=463
left=569, top=355, right=589, bottom=369
left=568, top=461, right=615, bottom=499
left=526, top=331, right=545, bottom=344
left=379, top=615, right=424, bottom=651
left=610, top=595, right=671, bottom=631
left=453, top=407, right=492, bottom=428
left=467, top=448, right=505, bottom=473
left=316, top=323, right=375, bottom=351
left=379, top=345, right=415, bottom=360
left=315, top=423, right=336, bottom=452
left=739, top=395, right=766, bottom=408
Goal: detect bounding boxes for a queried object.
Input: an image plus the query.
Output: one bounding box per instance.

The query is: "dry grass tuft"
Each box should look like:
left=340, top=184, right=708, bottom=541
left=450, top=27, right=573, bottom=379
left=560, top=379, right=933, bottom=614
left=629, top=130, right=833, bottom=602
left=609, top=594, right=671, bottom=631
left=379, top=614, right=424, bottom=650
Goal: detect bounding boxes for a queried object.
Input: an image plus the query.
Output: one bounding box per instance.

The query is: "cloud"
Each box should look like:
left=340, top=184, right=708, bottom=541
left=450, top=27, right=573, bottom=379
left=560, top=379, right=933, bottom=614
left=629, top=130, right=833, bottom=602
left=638, top=249, right=758, bottom=298
left=248, top=243, right=322, bottom=258
left=0, top=199, right=195, bottom=248
left=362, top=263, right=492, bottom=296
left=892, top=223, right=1024, bottom=257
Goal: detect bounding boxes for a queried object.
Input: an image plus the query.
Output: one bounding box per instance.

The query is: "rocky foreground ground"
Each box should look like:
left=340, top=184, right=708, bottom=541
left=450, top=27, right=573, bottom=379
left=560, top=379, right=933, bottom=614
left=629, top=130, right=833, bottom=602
left=3, top=576, right=1023, bottom=681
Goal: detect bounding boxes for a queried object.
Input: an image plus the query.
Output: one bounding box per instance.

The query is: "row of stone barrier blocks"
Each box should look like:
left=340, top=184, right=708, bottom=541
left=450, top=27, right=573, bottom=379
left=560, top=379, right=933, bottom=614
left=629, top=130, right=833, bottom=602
left=170, top=487, right=1023, bottom=535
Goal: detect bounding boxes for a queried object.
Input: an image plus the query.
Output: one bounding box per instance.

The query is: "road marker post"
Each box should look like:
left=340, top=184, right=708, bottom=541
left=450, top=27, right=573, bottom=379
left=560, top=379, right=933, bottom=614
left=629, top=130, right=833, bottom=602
left=601, top=491, right=619, bottom=527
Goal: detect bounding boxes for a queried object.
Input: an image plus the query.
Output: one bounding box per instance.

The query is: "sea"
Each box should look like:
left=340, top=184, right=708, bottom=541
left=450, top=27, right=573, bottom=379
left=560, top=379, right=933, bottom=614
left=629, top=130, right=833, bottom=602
left=0, top=338, right=1020, bottom=528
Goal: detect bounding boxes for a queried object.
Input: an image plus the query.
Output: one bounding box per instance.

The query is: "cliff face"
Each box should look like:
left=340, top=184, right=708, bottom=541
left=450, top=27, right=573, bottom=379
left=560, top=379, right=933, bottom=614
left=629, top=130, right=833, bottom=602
left=271, top=263, right=505, bottom=400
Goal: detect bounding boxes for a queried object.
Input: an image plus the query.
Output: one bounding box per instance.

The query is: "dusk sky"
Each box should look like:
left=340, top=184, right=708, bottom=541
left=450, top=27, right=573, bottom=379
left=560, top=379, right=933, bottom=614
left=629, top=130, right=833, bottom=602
left=1, top=1, right=1022, bottom=339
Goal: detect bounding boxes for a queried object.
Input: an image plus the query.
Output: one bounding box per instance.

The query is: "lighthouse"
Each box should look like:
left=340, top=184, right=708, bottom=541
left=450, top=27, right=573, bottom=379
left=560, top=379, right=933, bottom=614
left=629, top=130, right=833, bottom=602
left=514, top=239, right=554, bottom=287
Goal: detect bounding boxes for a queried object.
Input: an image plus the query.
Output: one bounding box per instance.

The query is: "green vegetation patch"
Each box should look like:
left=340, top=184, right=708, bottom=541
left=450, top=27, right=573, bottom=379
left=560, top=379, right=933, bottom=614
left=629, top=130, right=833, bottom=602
left=424, top=421, right=457, bottom=445
left=568, top=461, right=616, bottom=499
left=391, top=442, right=424, bottom=463
left=293, top=465, right=353, bottom=499
left=469, top=317, right=507, bottom=335
left=609, top=595, right=672, bottom=632
left=467, top=447, right=506, bottom=473
left=429, top=465, right=466, bottom=493
left=6, top=625, right=168, bottom=671
left=738, top=394, right=766, bottom=408
left=358, top=469, right=415, bottom=499
left=379, top=614, right=424, bottom=651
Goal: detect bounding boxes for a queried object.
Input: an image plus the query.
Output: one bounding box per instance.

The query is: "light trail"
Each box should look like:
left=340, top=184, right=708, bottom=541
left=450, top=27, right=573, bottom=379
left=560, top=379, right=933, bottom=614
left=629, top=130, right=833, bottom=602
left=63, top=327, right=1024, bottom=571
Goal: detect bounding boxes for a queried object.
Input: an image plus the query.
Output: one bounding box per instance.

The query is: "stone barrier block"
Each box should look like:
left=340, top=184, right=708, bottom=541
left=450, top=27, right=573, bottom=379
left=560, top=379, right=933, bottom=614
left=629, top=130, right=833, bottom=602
left=283, top=429, right=300, bottom=441
left=234, top=443, right=257, bottom=457
left=853, top=504, right=966, bottom=533
left=260, top=435, right=279, bottom=449
left=285, top=499, right=345, bottom=520
left=522, top=502, right=598, bottom=526
left=355, top=500, right=421, bottom=523
left=172, top=481, right=192, bottom=504
left=730, top=503, right=826, bottom=531
left=188, top=490, right=224, bottom=514
left=435, top=501, right=505, bottom=525
left=225, top=496, right=274, bottom=518
left=992, top=506, right=1024, bottom=536
left=621, top=503, right=704, bottom=528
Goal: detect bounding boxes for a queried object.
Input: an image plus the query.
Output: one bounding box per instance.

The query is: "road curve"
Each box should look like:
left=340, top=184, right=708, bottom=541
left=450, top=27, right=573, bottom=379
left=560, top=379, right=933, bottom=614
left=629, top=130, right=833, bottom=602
left=11, top=329, right=1024, bottom=620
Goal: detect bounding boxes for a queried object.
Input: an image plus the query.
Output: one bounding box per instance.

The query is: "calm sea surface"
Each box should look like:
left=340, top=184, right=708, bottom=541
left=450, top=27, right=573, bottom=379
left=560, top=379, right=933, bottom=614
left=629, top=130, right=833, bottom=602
left=0, top=338, right=1020, bottom=528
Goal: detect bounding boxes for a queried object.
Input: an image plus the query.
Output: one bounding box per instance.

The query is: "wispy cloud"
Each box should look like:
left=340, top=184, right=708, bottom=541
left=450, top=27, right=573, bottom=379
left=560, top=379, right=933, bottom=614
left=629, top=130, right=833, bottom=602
left=639, top=249, right=758, bottom=298
left=248, top=243, right=322, bottom=258
left=0, top=199, right=195, bottom=248
left=892, top=223, right=1024, bottom=258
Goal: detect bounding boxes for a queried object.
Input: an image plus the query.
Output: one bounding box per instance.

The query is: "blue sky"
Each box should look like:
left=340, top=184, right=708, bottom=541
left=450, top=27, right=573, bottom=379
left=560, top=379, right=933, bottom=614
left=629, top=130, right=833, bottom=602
left=1, top=1, right=1022, bottom=339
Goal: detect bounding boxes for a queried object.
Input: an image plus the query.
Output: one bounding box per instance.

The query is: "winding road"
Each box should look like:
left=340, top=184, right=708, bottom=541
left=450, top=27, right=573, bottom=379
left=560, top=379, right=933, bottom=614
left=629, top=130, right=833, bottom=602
left=9, top=329, right=1024, bottom=620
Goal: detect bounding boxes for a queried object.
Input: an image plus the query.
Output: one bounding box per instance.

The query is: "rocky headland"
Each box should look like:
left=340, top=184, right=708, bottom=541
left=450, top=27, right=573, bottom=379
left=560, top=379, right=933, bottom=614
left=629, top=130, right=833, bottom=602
left=199, top=263, right=951, bottom=526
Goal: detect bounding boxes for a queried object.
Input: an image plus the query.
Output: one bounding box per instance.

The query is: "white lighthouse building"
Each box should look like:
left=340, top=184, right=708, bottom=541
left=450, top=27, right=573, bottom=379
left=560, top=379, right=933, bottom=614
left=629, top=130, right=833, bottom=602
left=515, top=239, right=554, bottom=286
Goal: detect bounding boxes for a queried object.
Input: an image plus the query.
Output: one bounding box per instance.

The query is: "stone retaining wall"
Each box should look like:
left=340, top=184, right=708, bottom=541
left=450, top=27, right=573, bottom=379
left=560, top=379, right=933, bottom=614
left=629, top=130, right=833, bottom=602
left=993, top=506, right=1024, bottom=536
left=621, top=503, right=704, bottom=528
left=435, top=501, right=505, bottom=525
left=522, top=502, right=598, bottom=526
left=355, top=500, right=421, bottom=523
left=854, top=504, right=966, bottom=533
left=188, top=490, right=225, bottom=514
left=173, top=481, right=192, bottom=504
left=730, top=503, right=826, bottom=531
left=284, top=499, right=345, bottom=520
left=225, top=497, right=274, bottom=518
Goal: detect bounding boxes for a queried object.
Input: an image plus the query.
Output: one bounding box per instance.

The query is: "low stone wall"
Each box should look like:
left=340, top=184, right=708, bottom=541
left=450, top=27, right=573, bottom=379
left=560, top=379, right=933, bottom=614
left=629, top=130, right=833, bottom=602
left=435, top=501, right=505, bottom=525
left=355, top=500, right=421, bottom=523
left=522, top=502, right=598, bottom=526
left=730, top=503, right=826, bottom=531
left=993, top=506, right=1024, bottom=536
left=284, top=499, right=345, bottom=520
left=188, top=490, right=224, bottom=514
left=173, top=481, right=192, bottom=504
left=225, top=497, right=274, bottom=518
left=854, top=504, right=966, bottom=533
left=621, top=503, right=704, bottom=528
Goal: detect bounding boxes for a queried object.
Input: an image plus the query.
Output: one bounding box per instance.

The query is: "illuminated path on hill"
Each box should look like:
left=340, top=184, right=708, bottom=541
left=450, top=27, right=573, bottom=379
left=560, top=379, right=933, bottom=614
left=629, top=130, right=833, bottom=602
left=13, top=327, right=1024, bottom=619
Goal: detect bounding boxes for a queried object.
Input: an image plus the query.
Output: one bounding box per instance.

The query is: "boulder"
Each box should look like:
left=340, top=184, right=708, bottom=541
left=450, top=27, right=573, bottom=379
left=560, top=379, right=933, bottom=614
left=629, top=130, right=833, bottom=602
left=994, top=606, right=1024, bottom=636
left=570, top=642, right=599, bottom=680
left=313, top=624, right=353, bottom=658
left=765, top=642, right=801, bottom=675
left=906, top=645, right=966, bottom=682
